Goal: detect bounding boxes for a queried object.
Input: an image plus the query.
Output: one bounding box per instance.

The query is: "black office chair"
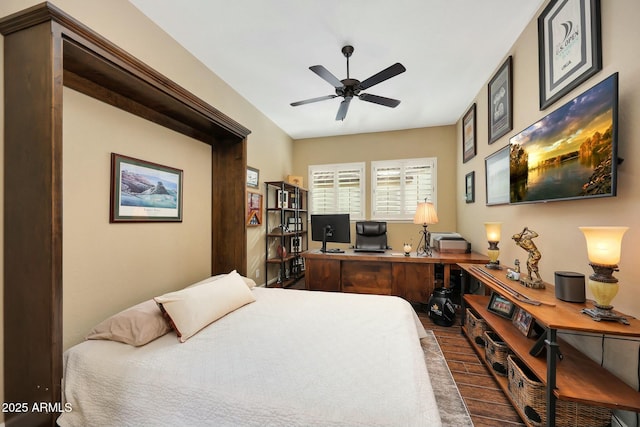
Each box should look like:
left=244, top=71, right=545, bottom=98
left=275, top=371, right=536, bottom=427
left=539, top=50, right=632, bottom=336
left=355, top=221, right=389, bottom=252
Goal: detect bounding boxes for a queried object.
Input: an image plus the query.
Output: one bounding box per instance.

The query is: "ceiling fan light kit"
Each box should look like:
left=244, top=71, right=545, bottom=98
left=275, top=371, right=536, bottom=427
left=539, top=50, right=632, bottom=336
left=290, top=45, right=406, bottom=121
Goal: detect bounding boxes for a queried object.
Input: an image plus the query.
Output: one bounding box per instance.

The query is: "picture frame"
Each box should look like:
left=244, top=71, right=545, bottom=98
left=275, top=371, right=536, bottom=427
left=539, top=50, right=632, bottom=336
left=487, top=292, right=516, bottom=319
left=290, top=236, right=301, bottom=253
left=488, top=56, right=513, bottom=144
left=246, top=166, right=260, bottom=189
left=485, top=145, right=510, bottom=206
left=246, top=191, right=262, bottom=226
left=110, top=153, right=182, bottom=222
left=538, top=0, right=602, bottom=110
left=512, top=307, right=535, bottom=337
left=462, top=103, right=477, bottom=163
left=465, top=171, right=475, bottom=203
left=276, top=190, right=289, bottom=208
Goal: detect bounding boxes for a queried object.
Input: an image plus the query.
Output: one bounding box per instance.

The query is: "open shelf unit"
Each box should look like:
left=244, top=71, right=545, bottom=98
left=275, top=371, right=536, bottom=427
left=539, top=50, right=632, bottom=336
left=264, top=181, right=308, bottom=287
left=459, top=263, right=640, bottom=427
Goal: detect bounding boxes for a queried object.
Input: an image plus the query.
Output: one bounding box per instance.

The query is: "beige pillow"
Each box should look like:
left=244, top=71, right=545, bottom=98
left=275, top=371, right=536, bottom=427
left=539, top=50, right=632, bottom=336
left=155, top=270, right=256, bottom=342
left=86, top=299, right=172, bottom=346
left=186, top=270, right=257, bottom=289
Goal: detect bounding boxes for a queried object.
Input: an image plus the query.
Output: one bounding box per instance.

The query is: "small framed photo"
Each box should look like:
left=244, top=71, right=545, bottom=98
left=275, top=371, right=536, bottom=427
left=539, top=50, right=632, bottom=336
left=465, top=171, right=475, bottom=203
left=247, top=166, right=259, bottom=189
left=276, top=190, right=289, bottom=208
left=512, top=307, right=535, bottom=337
left=488, top=56, right=513, bottom=144
left=462, top=103, right=477, bottom=163
left=538, top=0, right=602, bottom=110
left=290, top=236, right=301, bottom=253
left=487, top=292, right=515, bottom=319
left=110, top=153, right=182, bottom=222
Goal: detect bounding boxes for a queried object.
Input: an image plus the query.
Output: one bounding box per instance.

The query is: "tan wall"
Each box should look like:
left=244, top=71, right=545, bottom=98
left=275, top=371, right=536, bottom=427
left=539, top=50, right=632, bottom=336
left=292, top=126, right=458, bottom=253
left=0, top=0, right=294, bottom=415
left=455, top=1, right=640, bottom=421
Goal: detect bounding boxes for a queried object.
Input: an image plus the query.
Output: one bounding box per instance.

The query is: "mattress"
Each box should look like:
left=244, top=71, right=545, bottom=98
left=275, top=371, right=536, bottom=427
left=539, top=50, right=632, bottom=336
left=58, top=288, right=441, bottom=426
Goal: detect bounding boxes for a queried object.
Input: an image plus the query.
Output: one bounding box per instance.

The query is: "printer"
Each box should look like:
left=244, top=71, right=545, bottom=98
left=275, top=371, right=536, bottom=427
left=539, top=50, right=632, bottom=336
left=430, top=232, right=471, bottom=253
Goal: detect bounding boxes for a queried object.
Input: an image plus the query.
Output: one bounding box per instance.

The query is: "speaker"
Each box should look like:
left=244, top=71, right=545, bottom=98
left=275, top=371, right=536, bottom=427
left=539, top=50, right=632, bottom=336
left=554, top=271, right=586, bottom=303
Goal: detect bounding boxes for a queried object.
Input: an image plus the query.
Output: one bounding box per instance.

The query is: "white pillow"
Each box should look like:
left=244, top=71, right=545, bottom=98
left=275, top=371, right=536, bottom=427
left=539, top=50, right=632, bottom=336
left=154, top=270, right=256, bottom=342
left=187, top=270, right=257, bottom=289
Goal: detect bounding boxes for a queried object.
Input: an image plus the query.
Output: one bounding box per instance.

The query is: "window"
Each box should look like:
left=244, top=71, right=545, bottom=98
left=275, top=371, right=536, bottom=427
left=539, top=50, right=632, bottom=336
left=371, top=158, right=437, bottom=220
left=308, top=162, right=365, bottom=220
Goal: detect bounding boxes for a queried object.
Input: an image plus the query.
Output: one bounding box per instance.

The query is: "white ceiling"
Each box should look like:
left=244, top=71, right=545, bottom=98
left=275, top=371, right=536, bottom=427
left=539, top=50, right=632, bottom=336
left=129, top=0, right=545, bottom=140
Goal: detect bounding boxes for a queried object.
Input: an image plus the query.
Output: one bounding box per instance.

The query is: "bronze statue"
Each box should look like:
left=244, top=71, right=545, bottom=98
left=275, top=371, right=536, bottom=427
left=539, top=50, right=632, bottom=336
left=512, top=227, right=544, bottom=289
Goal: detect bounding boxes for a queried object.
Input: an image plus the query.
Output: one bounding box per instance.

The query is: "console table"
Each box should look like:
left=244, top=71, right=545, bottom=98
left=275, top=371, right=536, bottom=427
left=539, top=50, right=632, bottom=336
left=459, top=263, right=640, bottom=427
left=303, top=250, right=488, bottom=303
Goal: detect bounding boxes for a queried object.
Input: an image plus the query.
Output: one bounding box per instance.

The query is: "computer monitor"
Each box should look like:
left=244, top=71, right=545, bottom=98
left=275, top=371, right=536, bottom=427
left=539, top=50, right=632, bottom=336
left=311, top=214, right=351, bottom=253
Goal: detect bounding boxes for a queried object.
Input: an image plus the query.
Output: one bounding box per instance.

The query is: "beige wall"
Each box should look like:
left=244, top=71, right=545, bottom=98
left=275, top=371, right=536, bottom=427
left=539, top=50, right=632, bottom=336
left=456, top=1, right=640, bottom=422
left=293, top=126, right=458, bottom=254
left=0, top=0, right=294, bottom=416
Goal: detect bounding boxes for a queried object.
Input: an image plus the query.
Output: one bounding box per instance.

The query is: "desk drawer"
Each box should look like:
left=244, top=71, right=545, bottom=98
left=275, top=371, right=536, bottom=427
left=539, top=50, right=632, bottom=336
left=342, top=261, right=392, bottom=295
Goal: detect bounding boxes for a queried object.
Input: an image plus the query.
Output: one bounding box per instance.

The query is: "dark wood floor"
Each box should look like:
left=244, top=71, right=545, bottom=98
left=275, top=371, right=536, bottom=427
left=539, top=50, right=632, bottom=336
left=417, top=310, right=525, bottom=426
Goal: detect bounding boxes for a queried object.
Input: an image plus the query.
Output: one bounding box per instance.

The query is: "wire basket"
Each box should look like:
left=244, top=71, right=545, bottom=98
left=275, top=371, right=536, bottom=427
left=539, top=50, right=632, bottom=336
left=507, top=355, right=612, bottom=426
left=465, top=308, right=488, bottom=347
left=484, top=331, right=510, bottom=376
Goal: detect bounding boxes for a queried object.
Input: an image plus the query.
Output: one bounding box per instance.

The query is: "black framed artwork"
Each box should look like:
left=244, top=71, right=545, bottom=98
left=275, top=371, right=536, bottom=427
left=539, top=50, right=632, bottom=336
left=488, top=56, right=513, bottom=144
left=110, top=153, right=183, bottom=222
left=465, top=171, right=475, bottom=203
left=538, top=0, right=602, bottom=110
left=512, top=307, right=535, bottom=337
left=462, top=103, right=477, bottom=163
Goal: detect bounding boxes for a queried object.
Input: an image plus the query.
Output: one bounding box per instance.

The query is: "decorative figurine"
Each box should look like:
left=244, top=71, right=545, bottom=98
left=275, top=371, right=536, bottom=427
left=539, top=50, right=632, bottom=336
left=506, top=258, right=521, bottom=280
left=403, top=242, right=412, bottom=257
left=512, top=227, right=545, bottom=289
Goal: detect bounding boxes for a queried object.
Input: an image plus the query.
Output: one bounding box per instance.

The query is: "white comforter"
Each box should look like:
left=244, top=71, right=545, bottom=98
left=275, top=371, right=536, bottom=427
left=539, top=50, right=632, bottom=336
left=58, top=288, right=441, bottom=426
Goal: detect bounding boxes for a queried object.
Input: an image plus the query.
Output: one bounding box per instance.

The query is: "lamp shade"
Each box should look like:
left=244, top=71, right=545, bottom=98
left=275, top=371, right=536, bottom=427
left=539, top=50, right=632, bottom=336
left=484, top=222, right=502, bottom=242
left=413, top=202, right=439, bottom=225
left=579, top=226, right=628, bottom=265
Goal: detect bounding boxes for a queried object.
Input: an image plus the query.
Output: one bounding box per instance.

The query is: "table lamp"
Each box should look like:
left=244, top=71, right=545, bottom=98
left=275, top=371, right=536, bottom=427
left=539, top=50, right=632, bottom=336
left=413, top=201, right=438, bottom=256
left=579, top=226, right=629, bottom=324
left=484, top=222, right=502, bottom=269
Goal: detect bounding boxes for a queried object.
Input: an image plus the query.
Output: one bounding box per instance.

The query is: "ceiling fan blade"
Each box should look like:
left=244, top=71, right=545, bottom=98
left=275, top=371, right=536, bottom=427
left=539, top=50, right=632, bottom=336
left=335, top=97, right=352, bottom=121
left=290, top=95, right=338, bottom=106
left=358, top=63, right=406, bottom=91
left=310, top=65, right=344, bottom=88
left=358, top=93, right=401, bottom=108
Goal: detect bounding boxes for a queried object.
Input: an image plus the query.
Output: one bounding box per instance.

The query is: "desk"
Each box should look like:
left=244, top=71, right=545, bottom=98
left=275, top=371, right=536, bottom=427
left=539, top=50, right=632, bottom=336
left=303, top=250, right=488, bottom=303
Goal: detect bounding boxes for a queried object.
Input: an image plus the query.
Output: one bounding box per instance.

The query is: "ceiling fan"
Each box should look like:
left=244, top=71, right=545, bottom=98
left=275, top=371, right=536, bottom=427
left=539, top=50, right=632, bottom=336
left=290, top=45, right=406, bottom=121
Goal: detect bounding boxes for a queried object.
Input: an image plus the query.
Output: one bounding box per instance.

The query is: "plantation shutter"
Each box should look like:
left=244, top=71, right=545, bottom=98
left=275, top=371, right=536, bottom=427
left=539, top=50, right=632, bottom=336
left=309, top=163, right=365, bottom=219
left=372, top=158, right=437, bottom=220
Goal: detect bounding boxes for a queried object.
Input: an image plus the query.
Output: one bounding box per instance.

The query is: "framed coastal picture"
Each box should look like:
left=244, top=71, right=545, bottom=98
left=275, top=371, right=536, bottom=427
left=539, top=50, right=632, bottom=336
left=462, top=103, right=477, bottom=163
left=488, top=56, right=513, bottom=143
left=538, top=0, right=602, bottom=109
left=110, top=153, right=182, bottom=222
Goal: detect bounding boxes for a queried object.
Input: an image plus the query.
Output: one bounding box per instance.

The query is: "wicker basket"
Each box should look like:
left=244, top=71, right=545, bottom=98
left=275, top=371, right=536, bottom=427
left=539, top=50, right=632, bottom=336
left=465, top=308, right=488, bottom=347
left=507, top=355, right=612, bottom=426
left=484, top=331, right=511, bottom=376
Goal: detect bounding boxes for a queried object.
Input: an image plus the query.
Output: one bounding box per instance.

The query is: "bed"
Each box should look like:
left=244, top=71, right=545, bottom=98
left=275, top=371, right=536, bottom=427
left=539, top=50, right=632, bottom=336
left=58, top=276, right=442, bottom=426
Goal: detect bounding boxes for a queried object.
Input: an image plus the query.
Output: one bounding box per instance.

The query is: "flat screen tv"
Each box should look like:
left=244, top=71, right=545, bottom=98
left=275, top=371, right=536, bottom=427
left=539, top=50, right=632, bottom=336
left=311, top=214, right=351, bottom=253
left=509, top=73, right=618, bottom=204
